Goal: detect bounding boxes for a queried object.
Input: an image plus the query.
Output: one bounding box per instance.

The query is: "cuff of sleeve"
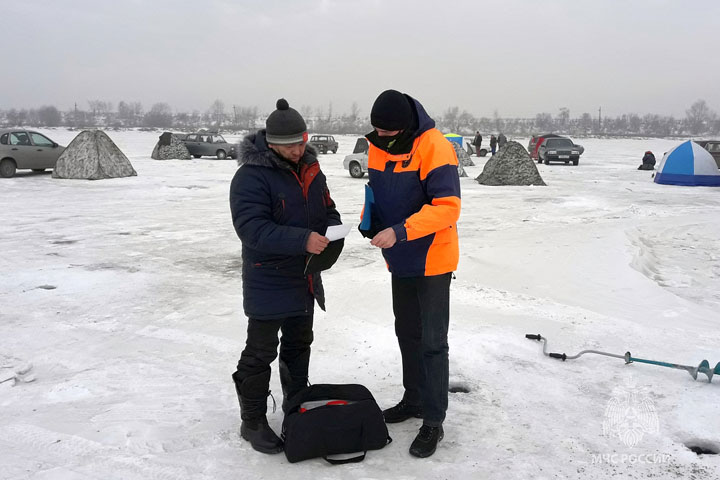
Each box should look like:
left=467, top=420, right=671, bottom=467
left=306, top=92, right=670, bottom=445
left=392, top=223, right=407, bottom=242
left=300, top=230, right=312, bottom=253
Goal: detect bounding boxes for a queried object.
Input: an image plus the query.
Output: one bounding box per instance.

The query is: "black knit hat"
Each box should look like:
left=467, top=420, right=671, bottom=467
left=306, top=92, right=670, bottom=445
left=266, top=98, right=307, bottom=144
left=370, top=89, right=412, bottom=131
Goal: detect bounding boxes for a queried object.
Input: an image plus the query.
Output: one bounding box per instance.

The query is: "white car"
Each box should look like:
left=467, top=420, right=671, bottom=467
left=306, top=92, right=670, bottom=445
left=343, top=152, right=368, bottom=178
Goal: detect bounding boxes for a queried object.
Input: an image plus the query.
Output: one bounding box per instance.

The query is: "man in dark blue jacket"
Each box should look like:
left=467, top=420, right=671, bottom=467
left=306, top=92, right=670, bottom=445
left=229, top=99, right=341, bottom=454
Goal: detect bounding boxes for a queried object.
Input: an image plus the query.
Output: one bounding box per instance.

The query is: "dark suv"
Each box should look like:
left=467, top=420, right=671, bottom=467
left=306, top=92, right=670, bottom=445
left=182, top=132, right=237, bottom=159
left=528, top=134, right=563, bottom=160
left=694, top=140, right=720, bottom=168
left=537, top=137, right=584, bottom=165
left=308, top=135, right=338, bottom=154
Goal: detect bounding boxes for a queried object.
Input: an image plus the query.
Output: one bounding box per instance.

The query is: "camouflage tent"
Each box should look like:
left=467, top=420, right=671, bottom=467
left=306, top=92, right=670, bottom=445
left=53, top=130, right=137, bottom=180
left=475, top=141, right=546, bottom=186
left=151, top=132, right=191, bottom=160
left=449, top=142, right=468, bottom=177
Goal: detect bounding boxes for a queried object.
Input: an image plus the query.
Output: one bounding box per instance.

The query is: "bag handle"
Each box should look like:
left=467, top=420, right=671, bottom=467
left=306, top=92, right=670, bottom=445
left=322, top=434, right=392, bottom=465
left=323, top=452, right=366, bottom=465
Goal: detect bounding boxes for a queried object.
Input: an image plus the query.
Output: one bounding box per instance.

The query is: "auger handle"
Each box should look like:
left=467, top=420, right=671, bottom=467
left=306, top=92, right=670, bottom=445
left=525, top=334, right=543, bottom=340
left=549, top=353, right=567, bottom=361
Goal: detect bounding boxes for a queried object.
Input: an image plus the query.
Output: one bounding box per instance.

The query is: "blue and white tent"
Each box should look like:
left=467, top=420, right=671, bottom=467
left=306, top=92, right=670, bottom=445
left=654, top=140, right=720, bottom=186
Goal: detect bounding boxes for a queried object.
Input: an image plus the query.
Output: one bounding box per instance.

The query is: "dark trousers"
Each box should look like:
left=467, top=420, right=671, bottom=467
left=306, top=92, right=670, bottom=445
left=392, top=273, right=451, bottom=427
left=233, top=313, right=314, bottom=410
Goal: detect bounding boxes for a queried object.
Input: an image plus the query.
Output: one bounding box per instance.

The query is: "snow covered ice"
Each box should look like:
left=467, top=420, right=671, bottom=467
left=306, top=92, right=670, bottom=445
left=1, top=130, right=719, bottom=479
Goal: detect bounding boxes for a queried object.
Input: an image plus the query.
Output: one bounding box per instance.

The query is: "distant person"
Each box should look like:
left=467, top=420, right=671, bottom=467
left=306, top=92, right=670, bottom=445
left=471, top=131, right=483, bottom=156
left=229, top=98, right=342, bottom=455
left=489, top=135, right=498, bottom=155
left=497, top=133, right=507, bottom=149
left=638, top=151, right=656, bottom=170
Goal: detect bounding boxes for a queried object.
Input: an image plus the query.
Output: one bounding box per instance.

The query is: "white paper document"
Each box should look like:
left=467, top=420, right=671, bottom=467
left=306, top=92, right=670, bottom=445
left=325, top=224, right=352, bottom=242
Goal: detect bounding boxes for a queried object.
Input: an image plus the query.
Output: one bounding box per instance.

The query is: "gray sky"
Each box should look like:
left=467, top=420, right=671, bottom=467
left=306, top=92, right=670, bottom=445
left=4, top=0, right=719, bottom=119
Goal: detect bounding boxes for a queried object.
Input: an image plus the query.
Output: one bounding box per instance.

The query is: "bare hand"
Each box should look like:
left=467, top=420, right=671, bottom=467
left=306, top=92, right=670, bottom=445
left=370, top=227, right=397, bottom=249
left=306, top=232, right=330, bottom=254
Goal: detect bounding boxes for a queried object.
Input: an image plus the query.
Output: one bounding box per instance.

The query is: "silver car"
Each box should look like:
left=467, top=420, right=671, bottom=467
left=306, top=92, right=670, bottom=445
left=0, top=129, right=65, bottom=177
left=182, top=132, right=237, bottom=159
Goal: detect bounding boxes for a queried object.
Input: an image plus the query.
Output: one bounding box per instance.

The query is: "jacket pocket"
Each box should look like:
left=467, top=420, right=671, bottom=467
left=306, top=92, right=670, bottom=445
left=272, top=193, right=286, bottom=222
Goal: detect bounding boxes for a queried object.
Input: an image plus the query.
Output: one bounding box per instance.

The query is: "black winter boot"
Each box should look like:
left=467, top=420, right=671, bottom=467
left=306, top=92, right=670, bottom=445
left=239, top=409, right=284, bottom=454
left=232, top=371, right=283, bottom=454
left=383, top=399, right=423, bottom=423
left=279, top=360, right=308, bottom=414
left=409, top=424, right=444, bottom=458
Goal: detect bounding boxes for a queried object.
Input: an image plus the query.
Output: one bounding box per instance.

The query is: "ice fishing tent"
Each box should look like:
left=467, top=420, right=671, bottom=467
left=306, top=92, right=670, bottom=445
left=444, top=133, right=463, bottom=147
left=654, top=140, right=720, bottom=186
left=445, top=134, right=474, bottom=167
left=475, top=141, right=546, bottom=186
left=53, top=130, right=137, bottom=180
left=448, top=141, right=468, bottom=177
left=151, top=132, right=191, bottom=160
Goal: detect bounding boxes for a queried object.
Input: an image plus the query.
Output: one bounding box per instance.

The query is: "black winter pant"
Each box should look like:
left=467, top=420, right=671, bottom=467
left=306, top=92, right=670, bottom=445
left=392, top=273, right=451, bottom=427
left=233, top=313, right=314, bottom=417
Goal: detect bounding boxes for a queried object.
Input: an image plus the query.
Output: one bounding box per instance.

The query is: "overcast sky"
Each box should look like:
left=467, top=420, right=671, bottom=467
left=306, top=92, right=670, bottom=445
left=4, top=0, right=719, bottom=119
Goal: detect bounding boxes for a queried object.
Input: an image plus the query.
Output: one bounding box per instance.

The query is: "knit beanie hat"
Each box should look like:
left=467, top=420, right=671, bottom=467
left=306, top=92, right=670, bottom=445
left=370, top=89, right=412, bottom=131
left=266, top=98, right=307, bottom=144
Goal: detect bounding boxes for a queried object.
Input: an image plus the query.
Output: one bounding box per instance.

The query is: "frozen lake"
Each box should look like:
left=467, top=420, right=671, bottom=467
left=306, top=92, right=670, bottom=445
left=1, top=129, right=719, bottom=479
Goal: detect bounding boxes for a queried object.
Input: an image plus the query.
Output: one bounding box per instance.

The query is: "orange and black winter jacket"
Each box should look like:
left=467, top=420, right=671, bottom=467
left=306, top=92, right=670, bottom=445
left=364, top=96, right=461, bottom=277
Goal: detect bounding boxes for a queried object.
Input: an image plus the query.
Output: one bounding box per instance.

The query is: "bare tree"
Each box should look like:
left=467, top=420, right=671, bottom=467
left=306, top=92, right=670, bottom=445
left=144, top=103, right=173, bottom=128
left=37, top=105, right=61, bottom=127
left=209, top=99, right=225, bottom=126
left=493, top=110, right=504, bottom=132
left=457, top=111, right=475, bottom=133
left=686, top=99, right=715, bottom=135
left=579, top=113, right=593, bottom=133
left=534, top=113, right=553, bottom=132
left=443, top=106, right=460, bottom=132
left=557, top=107, right=570, bottom=131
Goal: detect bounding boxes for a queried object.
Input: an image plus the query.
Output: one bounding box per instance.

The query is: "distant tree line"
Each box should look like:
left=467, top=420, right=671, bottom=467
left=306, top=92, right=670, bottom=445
left=1, top=99, right=718, bottom=137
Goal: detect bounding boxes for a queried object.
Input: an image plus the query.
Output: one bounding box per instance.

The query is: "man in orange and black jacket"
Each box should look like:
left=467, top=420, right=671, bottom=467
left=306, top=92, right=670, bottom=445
left=360, top=89, right=461, bottom=458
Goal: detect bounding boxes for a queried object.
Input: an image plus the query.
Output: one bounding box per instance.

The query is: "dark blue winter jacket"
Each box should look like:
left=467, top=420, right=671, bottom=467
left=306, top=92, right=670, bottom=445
left=230, top=130, right=341, bottom=320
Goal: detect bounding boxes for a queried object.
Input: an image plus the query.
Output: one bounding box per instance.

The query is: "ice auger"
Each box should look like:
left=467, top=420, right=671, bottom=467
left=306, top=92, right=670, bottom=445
left=526, top=334, right=720, bottom=383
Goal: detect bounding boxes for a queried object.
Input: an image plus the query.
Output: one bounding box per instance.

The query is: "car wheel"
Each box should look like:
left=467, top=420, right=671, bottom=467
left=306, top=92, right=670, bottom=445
left=332, top=148, right=337, bottom=154
left=0, top=159, right=17, bottom=178
left=321, top=146, right=327, bottom=154
left=573, top=159, right=579, bottom=166
left=193, top=154, right=202, bottom=158
left=544, top=157, right=550, bottom=165
left=32, top=168, right=46, bottom=172
left=349, top=162, right=365, bottom=178
left=479, top=148, right=488, bottom=157
left=216, top=150, right=227, bottom=160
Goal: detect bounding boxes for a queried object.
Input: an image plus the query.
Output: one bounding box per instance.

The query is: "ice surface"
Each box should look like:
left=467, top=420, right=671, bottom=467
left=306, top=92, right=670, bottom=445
left=1, top=130, right=719, bottom=479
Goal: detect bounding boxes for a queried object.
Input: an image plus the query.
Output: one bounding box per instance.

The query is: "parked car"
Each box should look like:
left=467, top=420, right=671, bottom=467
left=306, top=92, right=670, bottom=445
left=343, top=152, right=368, bottom=178
left=308, top=135, right=338, bottom=154
left=537, top=136, right=584, bottom=165
left=182, top=132, right=236, bottom=159
left=0, top=129, right=65, bottom=178
left=694, top=140, right=720, bottom=168
left=527, top=134, right=564, bottom=160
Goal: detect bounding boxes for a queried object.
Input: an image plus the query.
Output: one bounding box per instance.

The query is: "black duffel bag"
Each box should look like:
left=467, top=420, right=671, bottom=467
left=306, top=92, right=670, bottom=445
left=281, top=383, right=392, bottom=464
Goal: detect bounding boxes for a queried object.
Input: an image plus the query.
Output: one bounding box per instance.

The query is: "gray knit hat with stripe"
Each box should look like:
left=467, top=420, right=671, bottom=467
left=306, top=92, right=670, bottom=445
left=265, top=98, right=307, bottom=145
